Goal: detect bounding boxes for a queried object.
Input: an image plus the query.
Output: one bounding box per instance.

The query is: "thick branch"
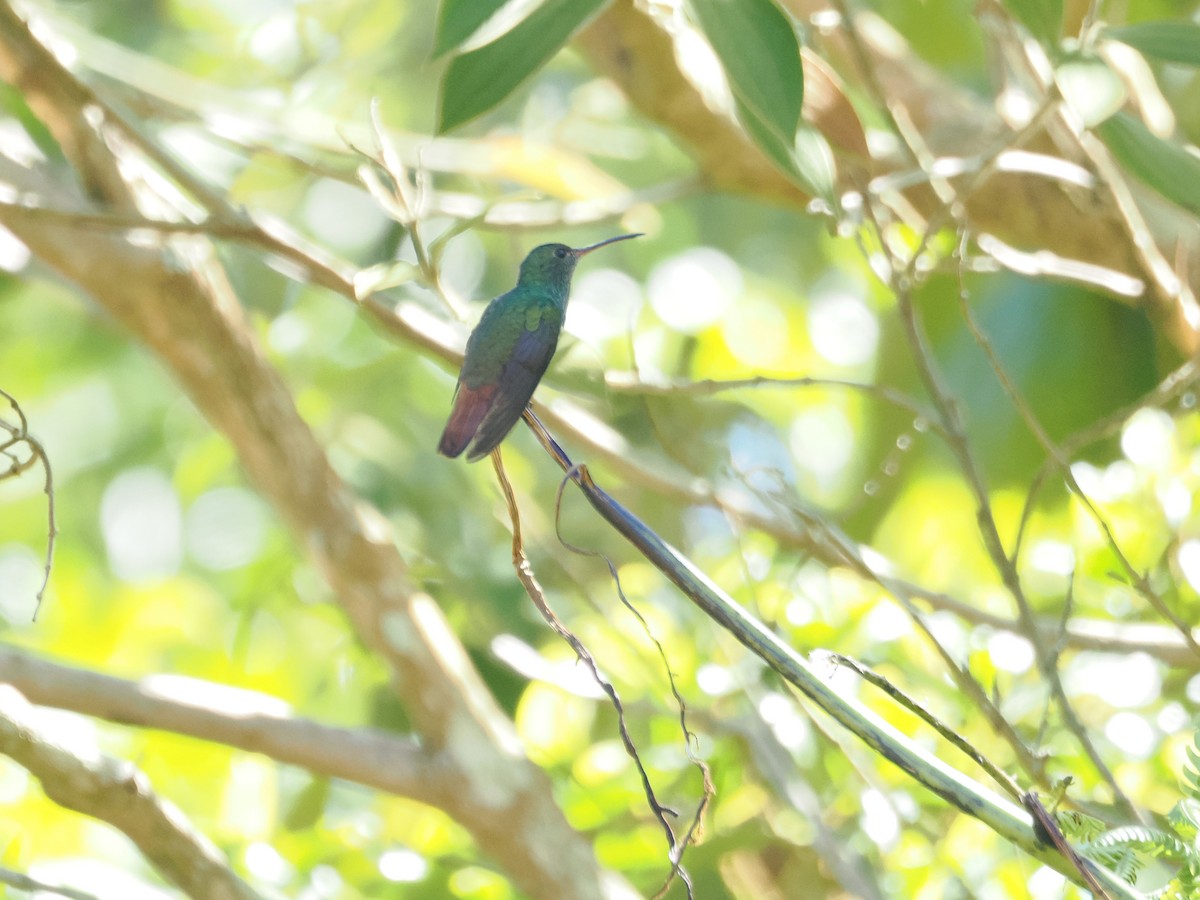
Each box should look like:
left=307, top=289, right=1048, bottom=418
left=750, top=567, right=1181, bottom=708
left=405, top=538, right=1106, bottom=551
left=0, top=685, right=260, bottom=900
left=0, top=647, right=459, bottom=807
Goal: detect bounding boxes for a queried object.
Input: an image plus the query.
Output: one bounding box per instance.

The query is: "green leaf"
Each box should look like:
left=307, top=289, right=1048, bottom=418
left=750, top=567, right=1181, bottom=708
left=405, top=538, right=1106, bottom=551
left=735, top=99, right=835, bottom=201
left=1097, top=112, right=1200, bottom=216
left=1167, top=798, right=1200, bottom=841
left=1056, top=809, right=1107, bottom=842
left=735, top=97, right=799, bottom=177
left=1105, top=21, right=1200, bottom=67
left=686, top=0, right=804, bottom=144
left=793, top=121, right=836, bottom=203
left=282, top=776, right=331, bottom=831
left=1185, top=764, right=1200, bottom=799
left=437, top=0, right=609, bottom=133
left=1188, top=743, right=1200, bottom=778
left=1004, top=0, right=1063, bottom=44
left=433, top=0, right=508, bottom=57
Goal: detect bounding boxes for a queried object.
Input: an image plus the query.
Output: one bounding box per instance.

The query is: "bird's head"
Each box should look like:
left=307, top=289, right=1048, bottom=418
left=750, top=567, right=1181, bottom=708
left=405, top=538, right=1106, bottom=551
left=517, top=234, right=642, bottom=291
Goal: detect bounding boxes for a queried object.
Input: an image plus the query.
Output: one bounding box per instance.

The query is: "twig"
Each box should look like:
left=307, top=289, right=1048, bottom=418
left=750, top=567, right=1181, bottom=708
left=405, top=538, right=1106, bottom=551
left=950, top=247, right=1150, bottom=815
left=891, top=272, right=1145, bottom=816
left=350, top=100, right=465, bottom=319
left=0, top=387, right=56, bottom=620
left=821, top=652, right=1022, bottom=801
left=1024, top=792, right=1114, bottom=899
left=845, top=19, right=1143, bottom=819
left=0, top=867, right=99, bottom=900
left=551, top=466, right=714, bottom=898
left=489, top=449, right=697, bottom=900
left=602, top=372, right=945, bottom=436
left=767, top=489, right=1054, bottom=792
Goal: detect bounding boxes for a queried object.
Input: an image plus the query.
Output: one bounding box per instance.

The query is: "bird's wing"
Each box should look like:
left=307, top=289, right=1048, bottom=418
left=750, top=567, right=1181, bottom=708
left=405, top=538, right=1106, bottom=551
left=465, top=305, right=562, bottom=461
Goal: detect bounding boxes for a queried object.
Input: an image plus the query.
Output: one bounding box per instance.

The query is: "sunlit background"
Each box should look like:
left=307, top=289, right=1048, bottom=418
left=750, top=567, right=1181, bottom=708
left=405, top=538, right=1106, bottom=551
left=2, top=0, right=1199, bottom=897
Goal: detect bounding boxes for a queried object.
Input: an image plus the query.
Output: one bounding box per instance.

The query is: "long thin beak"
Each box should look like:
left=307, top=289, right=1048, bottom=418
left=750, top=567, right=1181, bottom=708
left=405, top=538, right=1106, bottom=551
left=572, top=233, right=643, bottom=257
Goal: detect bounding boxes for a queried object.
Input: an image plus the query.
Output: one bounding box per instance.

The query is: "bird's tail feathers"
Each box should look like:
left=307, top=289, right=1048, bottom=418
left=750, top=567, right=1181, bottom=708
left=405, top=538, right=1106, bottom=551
left=437, top=383, right=496, bottom=459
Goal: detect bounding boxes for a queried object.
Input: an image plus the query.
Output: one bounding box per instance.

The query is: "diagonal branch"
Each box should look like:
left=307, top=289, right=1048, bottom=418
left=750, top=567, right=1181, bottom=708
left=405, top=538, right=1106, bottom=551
left=0, top=685, right=261, bottom=900
left=517, top=409, right=1140, bottom=898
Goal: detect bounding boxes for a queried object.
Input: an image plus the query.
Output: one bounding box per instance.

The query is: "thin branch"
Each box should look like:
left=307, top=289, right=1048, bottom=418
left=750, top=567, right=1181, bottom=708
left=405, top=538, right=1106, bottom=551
left=551, top=465, right=714, bottom=898
left=822, top=652, right=1023, bottom=802
left=1024, top=792, right=1114, bottom=899
left=351, top=100, right=465, bottom=319
left=949, top=250, right=1152, bottom=814
left=893, top=269, right=1143, bottom=818
left=766, top=487, right=1055, bottom=793
left=489, top=449, right=698, bottom=900
left=0, top=387, right=56, bottom=620
left=601, top=372, right=945, bottom=436
left=843, top=19, right=1143, bottom=819
left=0, top=866, right=100, bottom=900
left=0, top=684, right=262, bottom=900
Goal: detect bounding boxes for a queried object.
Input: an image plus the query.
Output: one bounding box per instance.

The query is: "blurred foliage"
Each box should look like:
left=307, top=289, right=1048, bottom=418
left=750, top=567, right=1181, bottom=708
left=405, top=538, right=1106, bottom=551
left=2, top=0, right=1200, bottom=898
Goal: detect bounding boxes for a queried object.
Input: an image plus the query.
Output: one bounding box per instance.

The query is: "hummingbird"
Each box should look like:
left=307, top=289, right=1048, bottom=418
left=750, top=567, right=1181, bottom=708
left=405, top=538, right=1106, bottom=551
left=438, top=233, right=641, bottom=461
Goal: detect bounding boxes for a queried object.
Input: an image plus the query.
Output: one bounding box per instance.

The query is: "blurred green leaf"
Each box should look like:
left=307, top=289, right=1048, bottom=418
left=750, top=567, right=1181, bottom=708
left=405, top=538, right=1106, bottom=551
left=733, top=94, right=833, bottom=201
left=735, top=97, right=798, bottom=178
left=686, top=0, right=804, bottom=145
left=282, top=776, right=330, bottom=831
left=437, top=0, right=609, bottom=132
left=793, top=121, right=836, bottom=203
left=1168, top=798, right=1200, bottom=841
left=1005, top=0, right=1062, bottom=45
left=1104, top=21, right=1200, bottom=66
left=1097, top=112, right=1200, bottom=216
left=433, top=0, right=507, bottom=57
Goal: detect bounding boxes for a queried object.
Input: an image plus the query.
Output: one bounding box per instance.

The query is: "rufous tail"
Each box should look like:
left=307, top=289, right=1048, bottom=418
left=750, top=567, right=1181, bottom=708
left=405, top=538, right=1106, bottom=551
left=437, top=383, right=497, bottom=458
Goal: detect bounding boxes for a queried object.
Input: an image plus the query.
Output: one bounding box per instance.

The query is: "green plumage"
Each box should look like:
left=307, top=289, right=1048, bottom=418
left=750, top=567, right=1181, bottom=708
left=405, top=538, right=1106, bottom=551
left=458, top=247, right=572, bottom=389
left=438, top=234, right=641, bottom=461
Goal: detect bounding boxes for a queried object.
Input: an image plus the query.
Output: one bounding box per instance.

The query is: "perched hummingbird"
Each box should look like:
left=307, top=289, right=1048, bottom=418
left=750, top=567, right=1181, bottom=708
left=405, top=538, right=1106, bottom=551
left=438, top=233, right=641, bottom=461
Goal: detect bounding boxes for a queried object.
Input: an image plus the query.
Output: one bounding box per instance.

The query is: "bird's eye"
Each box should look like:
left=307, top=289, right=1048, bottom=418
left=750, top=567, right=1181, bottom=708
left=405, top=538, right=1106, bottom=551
left=554, top=248, right=567, bottom=259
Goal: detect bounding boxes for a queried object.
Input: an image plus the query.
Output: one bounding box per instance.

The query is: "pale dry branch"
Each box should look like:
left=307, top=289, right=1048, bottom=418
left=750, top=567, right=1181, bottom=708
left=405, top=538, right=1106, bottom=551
left=0, top=647, right=457, bottom=807
left=0, top=685, right=261, bottom=900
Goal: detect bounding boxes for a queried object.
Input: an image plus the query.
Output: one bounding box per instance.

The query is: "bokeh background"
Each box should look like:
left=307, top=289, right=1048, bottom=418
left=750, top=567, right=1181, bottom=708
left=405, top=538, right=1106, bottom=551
left=2, top=0, right=1200, bottom=897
